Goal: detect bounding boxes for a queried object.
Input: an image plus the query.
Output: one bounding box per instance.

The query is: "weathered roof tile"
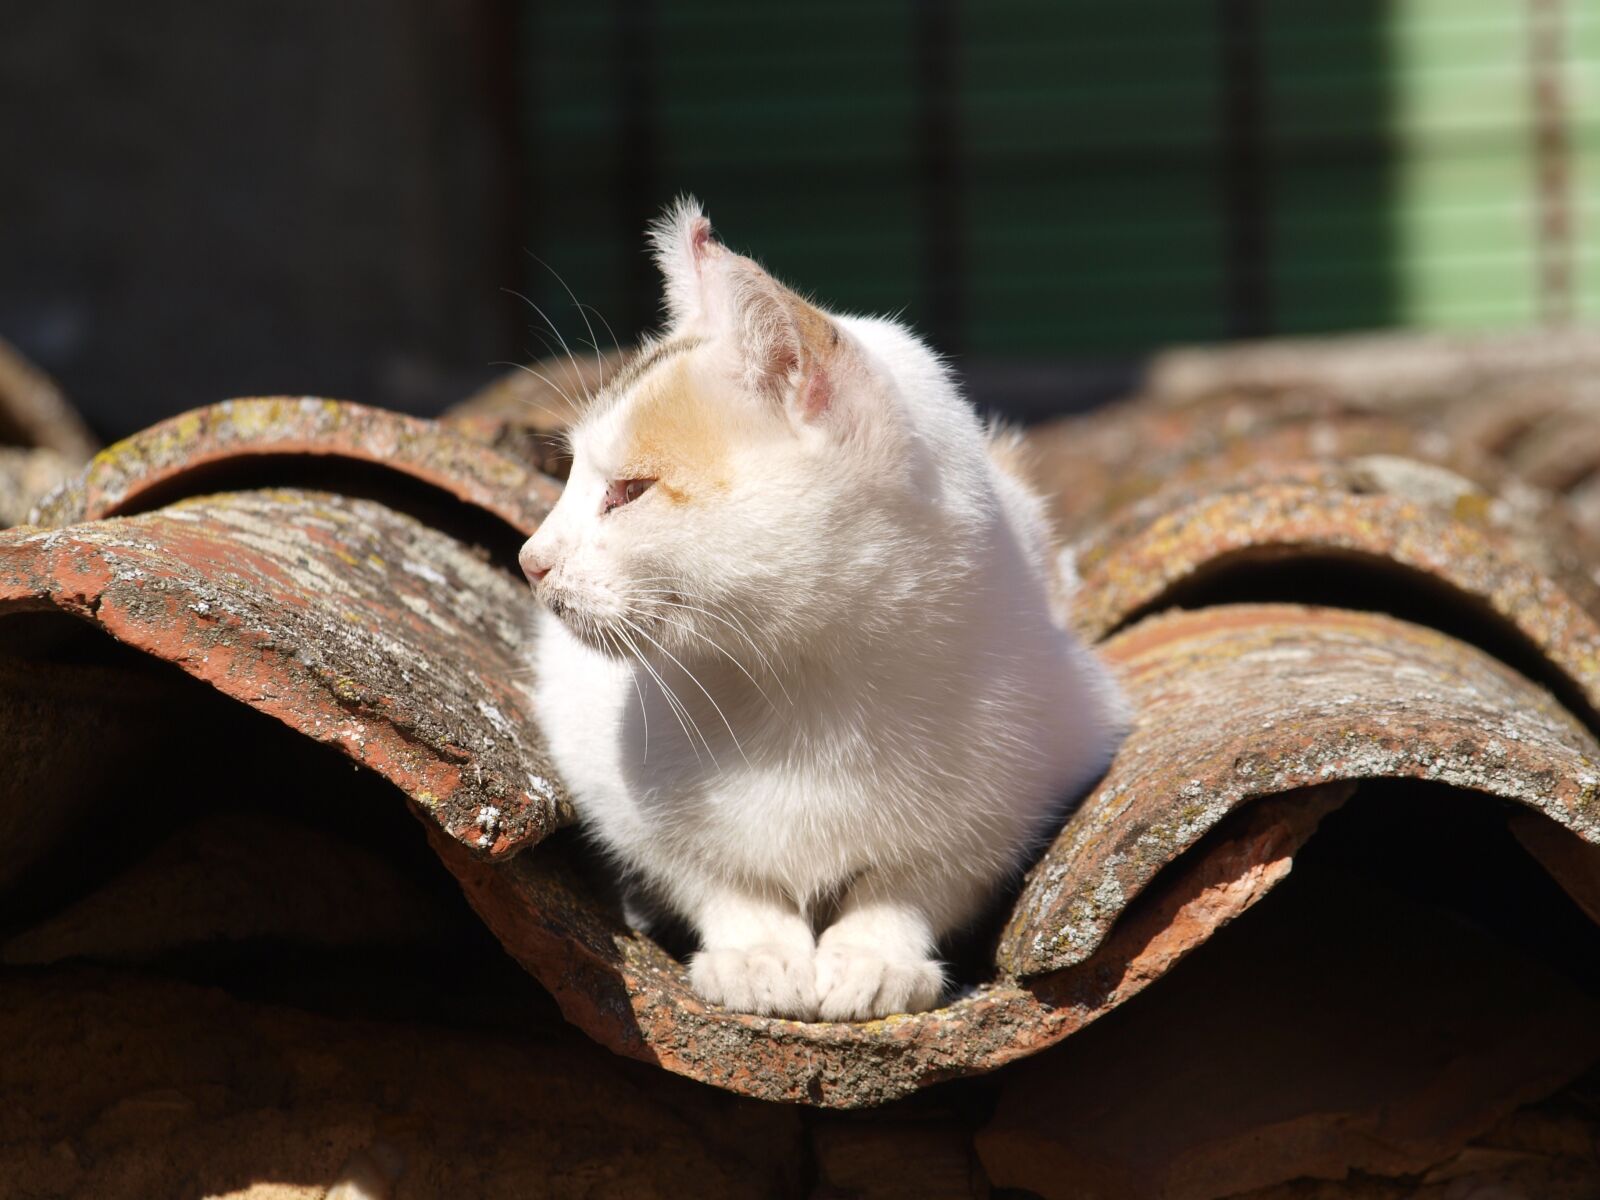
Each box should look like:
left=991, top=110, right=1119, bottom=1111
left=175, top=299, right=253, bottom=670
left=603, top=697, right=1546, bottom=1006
left=1144, top=326, right=1600, bottom=409
left=0, top=488, right=571, bottom=857
left=1004, top=604, right=1600, bottom=976
left=32, top=396, right=558, bottom=534
left=0, top=337, right=97, bottom=462
left=1069, top=478, right=1600, bottom=722
left=5, top=332, right=1600, bottom=1112
left=0, top=446, right=75, bottom=528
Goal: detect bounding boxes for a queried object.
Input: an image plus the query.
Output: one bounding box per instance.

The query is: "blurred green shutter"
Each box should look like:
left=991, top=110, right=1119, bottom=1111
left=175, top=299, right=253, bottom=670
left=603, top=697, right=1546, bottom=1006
left=524, top=1, right=920, bottom=351
left=522, top=1, right=1597, bottom=360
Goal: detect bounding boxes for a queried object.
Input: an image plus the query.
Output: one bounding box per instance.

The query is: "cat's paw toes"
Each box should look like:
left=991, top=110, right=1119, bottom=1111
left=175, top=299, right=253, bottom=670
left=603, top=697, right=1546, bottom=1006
left=814, top=945, right=944, bottom=1021
left=689, top=943, right=818, bottom=1020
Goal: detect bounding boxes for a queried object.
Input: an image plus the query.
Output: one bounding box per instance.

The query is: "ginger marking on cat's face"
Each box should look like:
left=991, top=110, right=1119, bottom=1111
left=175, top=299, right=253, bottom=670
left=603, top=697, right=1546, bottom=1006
left=612, top=352, right=730, bottom=505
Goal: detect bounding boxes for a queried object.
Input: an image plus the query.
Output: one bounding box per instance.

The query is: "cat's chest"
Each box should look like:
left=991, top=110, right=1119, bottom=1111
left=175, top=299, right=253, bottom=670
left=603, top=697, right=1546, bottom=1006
left=530, top=614, right=946, bottom=835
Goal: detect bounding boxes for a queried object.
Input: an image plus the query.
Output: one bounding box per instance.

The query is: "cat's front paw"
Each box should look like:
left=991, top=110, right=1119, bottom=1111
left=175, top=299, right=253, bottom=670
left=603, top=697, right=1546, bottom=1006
left=814, top=944, right=944, bottom=1021
left=689, top=943, right=819, bottom=1020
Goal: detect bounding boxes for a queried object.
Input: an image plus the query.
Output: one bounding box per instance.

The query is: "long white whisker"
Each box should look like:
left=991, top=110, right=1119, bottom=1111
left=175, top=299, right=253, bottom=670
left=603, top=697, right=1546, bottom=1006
left=618, top=617, right=707, bottom=767
left=487, top=360, right=582, bottom=422
left=640, top=597, right=794, bottom=708
left=500, top=287, right=587, bottom=399
left=579, top=302, right=622, bottom=360
left=527, top=251, right=610, bottom=397
left=621, top=613, right=734, bottom=768
left=626, top=588, right=787, bottom=671
left=716, top=593, right=800, bottom=689
left=628, top=625, right=713, bottom=767
left=520, top=327, right=574, bottom=370
left=602, top=626, right=648, bottom=764
left=620, top=579, right=794, bottom=705
left=624, top=615, right=750, bottom=768
left=647, top=606, right=780, bottom=715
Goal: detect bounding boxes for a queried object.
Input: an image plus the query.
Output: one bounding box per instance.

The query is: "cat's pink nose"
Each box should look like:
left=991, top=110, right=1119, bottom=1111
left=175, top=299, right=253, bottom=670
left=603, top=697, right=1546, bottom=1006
left=519, top=543, right=552, bottom=585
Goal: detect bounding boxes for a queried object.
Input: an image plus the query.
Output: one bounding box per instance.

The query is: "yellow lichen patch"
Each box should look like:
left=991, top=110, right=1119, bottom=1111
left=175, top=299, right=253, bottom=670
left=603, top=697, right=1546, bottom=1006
left=615, top=355, right=730, bottom=502
left=1453, top=491, right=1493, bottom=526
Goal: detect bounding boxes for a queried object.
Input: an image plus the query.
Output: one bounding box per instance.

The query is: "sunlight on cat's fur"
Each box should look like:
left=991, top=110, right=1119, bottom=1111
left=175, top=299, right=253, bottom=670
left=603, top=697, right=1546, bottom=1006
left=519, top=199, right=1129, bottom=1021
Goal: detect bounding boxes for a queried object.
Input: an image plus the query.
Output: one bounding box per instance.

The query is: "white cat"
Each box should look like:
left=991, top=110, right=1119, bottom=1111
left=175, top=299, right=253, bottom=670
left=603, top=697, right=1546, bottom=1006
left=521, top=200, right=1128, bottom=1021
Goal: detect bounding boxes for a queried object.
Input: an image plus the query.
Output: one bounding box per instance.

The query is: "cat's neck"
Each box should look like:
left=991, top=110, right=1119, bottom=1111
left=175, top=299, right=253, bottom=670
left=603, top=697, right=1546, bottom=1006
left=622, top=550, right=1042, bottom=748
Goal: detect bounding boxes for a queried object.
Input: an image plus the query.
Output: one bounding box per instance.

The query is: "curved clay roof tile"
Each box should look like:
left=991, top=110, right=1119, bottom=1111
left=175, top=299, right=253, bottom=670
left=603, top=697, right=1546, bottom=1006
left=4, top=378, right=1600, bottom=1110
left=428, top=605, right=1600, bottom=1105
left=0, top=488, right=572, bottom=859
left=31, top=396, right=559, bottom=536
left=0, top=337, right=98, bottom=462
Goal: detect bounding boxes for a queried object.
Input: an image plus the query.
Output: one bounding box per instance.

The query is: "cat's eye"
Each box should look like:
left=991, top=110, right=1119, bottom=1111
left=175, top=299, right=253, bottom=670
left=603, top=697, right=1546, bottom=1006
left=603, top=477, right=656, bottom=514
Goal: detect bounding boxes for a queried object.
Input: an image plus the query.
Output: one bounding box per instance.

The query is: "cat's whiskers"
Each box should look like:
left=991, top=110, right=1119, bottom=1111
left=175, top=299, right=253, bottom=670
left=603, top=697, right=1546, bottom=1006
left=632, top=592, right=795, bottom=709
left=644, top=603, right=781, bottom=717
left=625, top=577, right=791, bottom=687
left=711, top=592, right=800, bottom=701
left=600, top=624, right=648, bottom=764
left=527, top=250, right=615, bottom=401
left=617, top=614, right=726, bottom=764
left=623, top=631, right=702, bottom=767
left=616, top=614, right=711, bottom=767
left=621, top=611, right=748, bottom=769
left=577, top=300, right=621, bottom=366
left=487, top=360, right=585, bottom=423
left=499, top=284, right=588, bottom=392
left=521, top=325, right=580, bottom=374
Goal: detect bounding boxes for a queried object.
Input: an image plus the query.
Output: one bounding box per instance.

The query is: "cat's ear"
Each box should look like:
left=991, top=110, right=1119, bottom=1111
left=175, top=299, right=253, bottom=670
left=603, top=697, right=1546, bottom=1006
left=720, top=260, right=839, bottom=423
left=649, top=198, right=839, bottom=424
left=649, top=195, right=717, bottom=330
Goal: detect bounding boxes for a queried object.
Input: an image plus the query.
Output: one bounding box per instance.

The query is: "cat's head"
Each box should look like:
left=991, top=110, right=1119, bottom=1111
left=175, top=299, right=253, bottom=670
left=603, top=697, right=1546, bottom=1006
left=519, top=198, right=939, bottom=665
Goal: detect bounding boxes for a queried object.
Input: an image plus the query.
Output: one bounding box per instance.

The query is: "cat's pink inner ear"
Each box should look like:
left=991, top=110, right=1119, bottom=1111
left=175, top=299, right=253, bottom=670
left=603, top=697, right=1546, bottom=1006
left=787, top=305, right=841, bottom=423
left=688, top=217, right=712, bottom=263
left=716, top=257, right=843, bottom=425
left=799, top=368, right=832, bottom=420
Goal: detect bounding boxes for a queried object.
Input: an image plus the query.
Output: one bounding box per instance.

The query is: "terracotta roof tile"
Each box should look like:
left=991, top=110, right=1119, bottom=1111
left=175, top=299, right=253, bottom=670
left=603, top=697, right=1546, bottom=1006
left=0, top=488, right=571, bottom=858
left=0, top=337, right=97, bottom=462
left=1006, top=605, right=1600, bottom=975
left=0, top=446, right=75, bottom=528
left=31, top=395, right=558, bottom=534
left=3, top=331, right=1600, bottom=1118
left=0, top=341, right=95, bottom=526
left=1144, top=326, right=1600, bottom=409
left=1070, top=480, right=1600, bottom=717
left=429, top=779, right=1355, bottom=1106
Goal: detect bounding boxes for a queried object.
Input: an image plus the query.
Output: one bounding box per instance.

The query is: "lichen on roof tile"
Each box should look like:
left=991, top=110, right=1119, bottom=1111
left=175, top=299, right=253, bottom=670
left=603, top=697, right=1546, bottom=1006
left=0, top=488, right=572, bottom=856
left=1001, top=604, right=1600, bottom=976
left=31, top=396, right=560, bottom=535
left=6, top=330, right=1600, bottom=1112
left=1063, top=473, right=1600, bottom=727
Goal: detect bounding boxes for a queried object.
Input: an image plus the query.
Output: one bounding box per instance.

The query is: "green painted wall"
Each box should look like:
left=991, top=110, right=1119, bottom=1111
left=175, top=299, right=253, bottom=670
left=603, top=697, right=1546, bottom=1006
left=520, top=1, right=1597, bottom=361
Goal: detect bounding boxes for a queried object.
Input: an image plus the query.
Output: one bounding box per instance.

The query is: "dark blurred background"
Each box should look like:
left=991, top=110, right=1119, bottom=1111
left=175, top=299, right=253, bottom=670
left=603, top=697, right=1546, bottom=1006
left=2, top=1, right=1593, bottom=440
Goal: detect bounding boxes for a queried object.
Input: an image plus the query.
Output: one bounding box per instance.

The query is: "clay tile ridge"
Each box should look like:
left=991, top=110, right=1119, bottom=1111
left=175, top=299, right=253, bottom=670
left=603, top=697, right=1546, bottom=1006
left=0, top=337, right=98, bottom=463
left=4, top=399, right=571, bottom=859
left=2, top=382, right=1599, bottom=1109
left=31, top=395, right=559, bottom=533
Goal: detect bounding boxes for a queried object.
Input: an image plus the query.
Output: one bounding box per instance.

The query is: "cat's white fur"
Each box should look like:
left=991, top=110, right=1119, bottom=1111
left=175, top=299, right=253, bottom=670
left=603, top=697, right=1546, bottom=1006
left=521, top=199, right=1128, bottom=1021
